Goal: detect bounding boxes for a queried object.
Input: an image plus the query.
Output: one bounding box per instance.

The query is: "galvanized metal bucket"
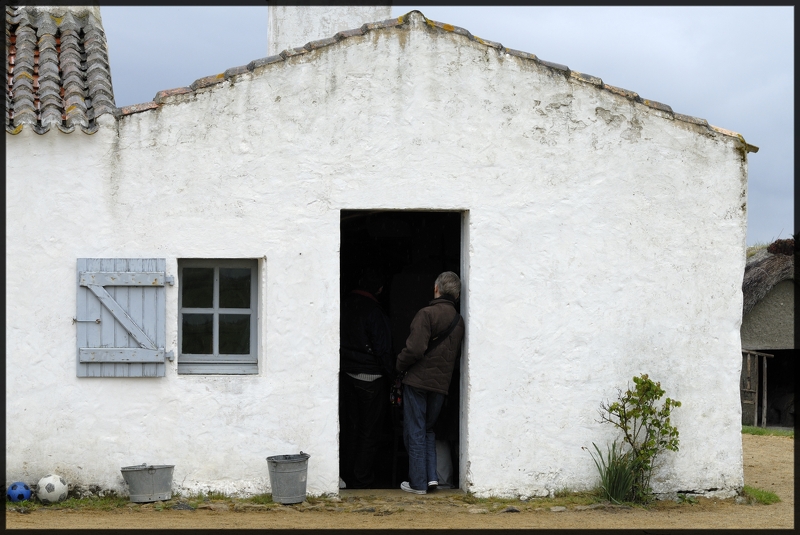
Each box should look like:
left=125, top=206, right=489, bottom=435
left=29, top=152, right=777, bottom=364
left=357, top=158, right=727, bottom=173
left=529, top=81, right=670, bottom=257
left=266, top=452, right=310, bottom=504
left=120, top=464, right=174, bottom=503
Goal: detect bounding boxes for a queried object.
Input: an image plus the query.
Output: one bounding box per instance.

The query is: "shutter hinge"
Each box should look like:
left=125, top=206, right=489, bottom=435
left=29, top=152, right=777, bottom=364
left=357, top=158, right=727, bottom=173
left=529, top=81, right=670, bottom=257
left=165, top=350, right=175, bottom=362
left=165, top=275, right=175, bottom=286
left=73, top=317, right=101, bottom=324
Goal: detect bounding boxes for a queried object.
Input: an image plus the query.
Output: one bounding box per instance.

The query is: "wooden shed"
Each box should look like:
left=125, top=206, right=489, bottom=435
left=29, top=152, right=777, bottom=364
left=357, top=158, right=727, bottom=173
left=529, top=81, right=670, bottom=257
left=740, top=239, right=795, bottom=427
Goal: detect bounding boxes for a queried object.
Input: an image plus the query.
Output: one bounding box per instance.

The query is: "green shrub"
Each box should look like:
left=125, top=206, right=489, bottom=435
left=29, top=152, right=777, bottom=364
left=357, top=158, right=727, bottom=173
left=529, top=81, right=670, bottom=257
left=597, top=374, right=681, bottom=503
left=587, top=441, right=637, bottom=504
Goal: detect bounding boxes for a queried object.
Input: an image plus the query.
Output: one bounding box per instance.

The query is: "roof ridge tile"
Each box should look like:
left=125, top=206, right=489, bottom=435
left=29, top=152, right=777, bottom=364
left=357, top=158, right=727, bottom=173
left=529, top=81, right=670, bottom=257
left=304, top=36, right=338, bottom=51
left=570, top=71, right=602, bottom=87
left=190, top=73, right=224, bottom=91
left=674, top=113, right=709, bottom=127
left=473, top=35, right=503, bottom=50
left=642, top=99, right=673, bottom=114
left=153, top=87, right=193, bottom=104
left=224, top=65, right=249, bottom=80
left=537, top=59, right=570, bottom=74
left=281, top=47, right=308, bottom=59
left=602, top=83, right=641, bottom=102
left=335, top=28, right=365, bottom=40
left=505, top=48, right=538, bottom=61
left=247, top=54, right=284, bottom=71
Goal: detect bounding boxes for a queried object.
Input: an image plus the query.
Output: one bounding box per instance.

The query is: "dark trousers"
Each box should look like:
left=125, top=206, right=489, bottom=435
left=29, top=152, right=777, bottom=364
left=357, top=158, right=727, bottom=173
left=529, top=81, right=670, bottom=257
left=339, top=373, right=387, bottom=489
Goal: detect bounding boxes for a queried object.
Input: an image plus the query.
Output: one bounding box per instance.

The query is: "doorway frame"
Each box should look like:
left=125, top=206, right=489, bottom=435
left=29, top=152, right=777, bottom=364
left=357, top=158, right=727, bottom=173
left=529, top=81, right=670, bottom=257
left=337, top=208, right=470, bottom=491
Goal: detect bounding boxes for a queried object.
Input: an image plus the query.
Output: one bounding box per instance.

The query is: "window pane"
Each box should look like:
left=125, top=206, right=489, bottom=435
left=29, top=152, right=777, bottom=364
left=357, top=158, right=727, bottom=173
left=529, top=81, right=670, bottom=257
left=219, top=314, right=250, bottom=354
left=219, top=268, right=251, bottom=308
left=182, top=268, right=214, bottom=308
left=182, top=314, right=213, bottom=354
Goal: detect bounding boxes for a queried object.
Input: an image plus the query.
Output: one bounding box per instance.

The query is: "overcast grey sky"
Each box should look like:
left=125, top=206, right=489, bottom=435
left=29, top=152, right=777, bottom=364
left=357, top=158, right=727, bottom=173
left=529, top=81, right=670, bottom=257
left=101, top=6, right=793, bottom=247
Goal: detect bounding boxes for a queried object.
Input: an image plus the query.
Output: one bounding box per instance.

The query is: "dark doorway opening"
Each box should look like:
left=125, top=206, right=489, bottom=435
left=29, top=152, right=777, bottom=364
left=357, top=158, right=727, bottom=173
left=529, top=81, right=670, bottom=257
left=761, top=349, right=795, bottom=427
left=339, top=210, right=462, bottom=489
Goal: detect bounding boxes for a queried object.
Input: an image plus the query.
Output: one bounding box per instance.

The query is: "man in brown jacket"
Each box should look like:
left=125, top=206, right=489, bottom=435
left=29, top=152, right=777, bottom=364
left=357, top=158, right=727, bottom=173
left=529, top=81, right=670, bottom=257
left=396, top=271, right=465, bottom=494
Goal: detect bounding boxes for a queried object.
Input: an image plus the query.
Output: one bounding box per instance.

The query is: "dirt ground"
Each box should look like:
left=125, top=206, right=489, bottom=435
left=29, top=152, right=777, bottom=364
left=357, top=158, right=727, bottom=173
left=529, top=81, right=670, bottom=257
left=6, top=434, right=793, bottom=530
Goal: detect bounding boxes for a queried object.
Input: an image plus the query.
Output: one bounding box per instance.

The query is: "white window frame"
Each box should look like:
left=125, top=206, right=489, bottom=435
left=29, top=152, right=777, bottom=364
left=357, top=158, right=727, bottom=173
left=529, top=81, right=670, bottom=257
left=178, top=259, right=258, bottom=375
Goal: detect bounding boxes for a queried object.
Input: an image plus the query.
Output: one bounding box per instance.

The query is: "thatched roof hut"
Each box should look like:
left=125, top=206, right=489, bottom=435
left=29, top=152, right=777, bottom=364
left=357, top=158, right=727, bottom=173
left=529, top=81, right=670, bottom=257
left=742, top=239, right=795, bottom=316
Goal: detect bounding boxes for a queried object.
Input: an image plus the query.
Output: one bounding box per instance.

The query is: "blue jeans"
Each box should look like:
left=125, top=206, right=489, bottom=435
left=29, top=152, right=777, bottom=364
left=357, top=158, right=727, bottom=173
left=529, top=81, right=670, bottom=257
left=403, top=384, right=445, bottom=491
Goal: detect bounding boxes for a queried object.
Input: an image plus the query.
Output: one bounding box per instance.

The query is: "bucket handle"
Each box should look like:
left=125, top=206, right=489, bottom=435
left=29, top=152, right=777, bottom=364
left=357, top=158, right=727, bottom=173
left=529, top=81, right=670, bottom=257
left=265, top=451, right=310, bottom=461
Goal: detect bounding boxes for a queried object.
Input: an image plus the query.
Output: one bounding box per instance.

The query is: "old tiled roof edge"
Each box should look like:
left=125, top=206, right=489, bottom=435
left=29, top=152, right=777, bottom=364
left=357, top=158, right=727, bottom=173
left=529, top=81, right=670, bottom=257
left=6, top=5, right=117, bottom=136
left=108, top=9, right=755, bottom=151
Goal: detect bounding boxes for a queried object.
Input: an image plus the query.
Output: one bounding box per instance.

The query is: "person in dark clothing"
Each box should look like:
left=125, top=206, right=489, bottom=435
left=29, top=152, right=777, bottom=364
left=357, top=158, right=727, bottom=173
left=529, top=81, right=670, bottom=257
left=339, top=268, right=393, bottom=489
left=396, top=271, right=465, bottom=494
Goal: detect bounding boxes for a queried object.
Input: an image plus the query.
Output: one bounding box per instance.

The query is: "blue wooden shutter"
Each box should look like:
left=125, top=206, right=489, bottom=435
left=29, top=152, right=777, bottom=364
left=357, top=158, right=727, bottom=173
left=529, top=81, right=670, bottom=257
left=76, top=258, right=171, bottom=377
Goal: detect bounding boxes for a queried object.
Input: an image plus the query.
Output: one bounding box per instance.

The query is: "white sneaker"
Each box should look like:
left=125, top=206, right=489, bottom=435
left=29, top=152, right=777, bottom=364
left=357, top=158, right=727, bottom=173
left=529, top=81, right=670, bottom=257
left=400, top=481, right=426, bottom=495
left=428, top=480, right=439, bottom=487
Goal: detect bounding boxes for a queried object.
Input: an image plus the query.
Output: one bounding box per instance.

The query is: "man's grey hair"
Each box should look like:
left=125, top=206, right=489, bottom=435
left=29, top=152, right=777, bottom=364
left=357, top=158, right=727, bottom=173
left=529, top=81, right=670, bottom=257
left=435, top=271, right=461, bottom=299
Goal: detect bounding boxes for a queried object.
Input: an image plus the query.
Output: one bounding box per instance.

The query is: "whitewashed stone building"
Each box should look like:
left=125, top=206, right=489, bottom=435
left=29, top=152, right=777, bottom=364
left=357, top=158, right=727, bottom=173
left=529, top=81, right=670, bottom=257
left=6, top=4, right=758, bottom=499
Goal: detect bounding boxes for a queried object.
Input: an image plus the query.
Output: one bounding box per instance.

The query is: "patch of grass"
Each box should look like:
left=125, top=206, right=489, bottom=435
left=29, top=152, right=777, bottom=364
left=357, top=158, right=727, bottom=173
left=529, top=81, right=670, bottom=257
left=453, top=490, right=602, bottom=509
left=746, top=243, right=769, bottom=258
left=741, top=485, right=780, bottom=505
left=553, top=487, right=574, bottom=498
left=452, top=493, right=519, bottom=506
left=6, top=494, right=129, bottom=512
left=742, top=426, right=794, bottom=438
left=245, top=493, right=274, bottom=505
left=544, top=490, right=603, bottom=507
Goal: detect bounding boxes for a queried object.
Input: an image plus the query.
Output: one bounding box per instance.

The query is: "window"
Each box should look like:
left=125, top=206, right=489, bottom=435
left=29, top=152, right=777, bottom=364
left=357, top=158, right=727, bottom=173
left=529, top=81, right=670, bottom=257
left=178, top=259, right=258, bottom=375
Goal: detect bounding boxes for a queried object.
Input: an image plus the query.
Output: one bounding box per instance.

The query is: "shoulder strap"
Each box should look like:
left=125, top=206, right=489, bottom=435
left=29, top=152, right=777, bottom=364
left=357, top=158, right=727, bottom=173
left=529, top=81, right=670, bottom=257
left=424, top=309, right=461, bottom=355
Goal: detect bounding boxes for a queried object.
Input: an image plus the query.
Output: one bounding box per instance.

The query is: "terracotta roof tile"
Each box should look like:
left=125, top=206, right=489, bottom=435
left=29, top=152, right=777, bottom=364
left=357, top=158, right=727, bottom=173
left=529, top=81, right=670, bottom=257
left=425, top=19, right=473, bottom=39
left=473, top=36, right=503, bottom=50
left=119, top=101, right=159, bottom=116
left=335, top=28, right=365, bottom=40
left=281, top=47, right=308, bottom=59
left=5, top=5, right=116, bottom=135
left=190, top=73, right=224, bottom=91
left=505, top=48, right=538, bottom=61
left=674, top=113, right=708, bottom=127
left=602, top=83, right=641, bottom=102
left=153, top=86, right=192, bottom=104
left=304, top=36, right=338, bottom=51
left=247, top=54, right=284, bottom=71
left=642, top=99, right=673, bottom=115
left=224, top=65, right=249, bottom=80
left=362, top=17, right=404, bottom=32
left=537, top=59, right=570, bottom=75
left=570, top=71, right=602, bottom=87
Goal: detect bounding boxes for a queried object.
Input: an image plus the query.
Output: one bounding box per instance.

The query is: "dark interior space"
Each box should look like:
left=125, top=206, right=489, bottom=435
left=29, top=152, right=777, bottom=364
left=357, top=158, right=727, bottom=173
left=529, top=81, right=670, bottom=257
left=340, top=210, right=462, bottom=489
left=760, top=349, right=795, bottom=427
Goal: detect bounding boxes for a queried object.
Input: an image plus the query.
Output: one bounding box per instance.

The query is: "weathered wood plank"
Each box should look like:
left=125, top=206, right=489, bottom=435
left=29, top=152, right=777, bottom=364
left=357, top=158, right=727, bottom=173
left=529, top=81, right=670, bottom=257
left=79, top=348, right=165, bottom=363
left=80, top=272, right=165, bottom=287
left=85, top=283, right=157, bottom=350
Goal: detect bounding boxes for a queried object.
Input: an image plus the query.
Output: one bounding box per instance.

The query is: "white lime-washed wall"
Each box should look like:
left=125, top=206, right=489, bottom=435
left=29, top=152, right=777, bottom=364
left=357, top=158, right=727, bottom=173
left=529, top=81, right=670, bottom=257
left=6, top=11, right=750, bottom=499
left=268, top=5, right=391, bottom=56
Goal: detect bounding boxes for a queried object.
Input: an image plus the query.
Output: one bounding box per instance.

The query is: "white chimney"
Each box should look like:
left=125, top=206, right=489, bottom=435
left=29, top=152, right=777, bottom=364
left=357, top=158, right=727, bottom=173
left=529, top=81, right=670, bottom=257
left=268, top=5, right=393, bottom=57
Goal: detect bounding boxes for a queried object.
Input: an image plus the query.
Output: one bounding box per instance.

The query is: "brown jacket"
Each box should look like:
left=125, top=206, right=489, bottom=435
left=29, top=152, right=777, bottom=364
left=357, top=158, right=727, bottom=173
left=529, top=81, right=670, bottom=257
left=396, top=297, right=465, bottom=395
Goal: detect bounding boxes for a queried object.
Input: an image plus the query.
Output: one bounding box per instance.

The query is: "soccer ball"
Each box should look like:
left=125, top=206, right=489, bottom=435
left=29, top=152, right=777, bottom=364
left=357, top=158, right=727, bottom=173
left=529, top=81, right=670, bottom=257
left=36, top=474, right=68, bottom=504
left=7, top=482, right=32, bottom=502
